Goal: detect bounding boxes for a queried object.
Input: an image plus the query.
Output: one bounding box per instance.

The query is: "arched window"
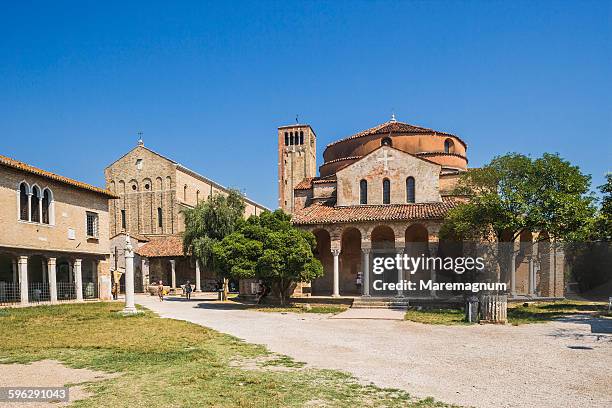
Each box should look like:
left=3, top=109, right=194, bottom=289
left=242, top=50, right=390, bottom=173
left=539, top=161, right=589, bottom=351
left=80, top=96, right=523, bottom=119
left=42, top=188, right=52, bottom=224
left=406, top=177, right=415, bottom=203
left=382, top=178, right=391, bottom=204
left=121, top=209, right=127, bottom=229
left=284, top=132, right=289, bottom=146
left=196, top=190, right=200, bottom=203
left=381, top=137, right=392, bottom=147
left=158, top=207, right=163, bottom=228
left=183, top=185, right=188, bottom=201
left=290, top=132, right=294, bottom=145
left=19, top=182, right=29, bottom=221
left=31, top=185, right=40, bottom=222
left=359, top=179, right=368, bottom=205
left=300, top=131, right=304, bottom=145
left=444, top=139, right=454, bottom=153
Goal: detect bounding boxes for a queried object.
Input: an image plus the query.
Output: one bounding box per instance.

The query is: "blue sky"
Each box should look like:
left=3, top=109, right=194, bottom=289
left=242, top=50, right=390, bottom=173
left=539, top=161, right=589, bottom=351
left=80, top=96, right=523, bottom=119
left=1, top=1, right=610, bottom=208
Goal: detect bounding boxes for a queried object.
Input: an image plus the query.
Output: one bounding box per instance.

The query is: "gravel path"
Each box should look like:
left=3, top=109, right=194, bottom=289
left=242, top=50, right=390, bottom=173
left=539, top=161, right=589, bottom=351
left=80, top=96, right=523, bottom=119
left=137, top=294, right=612, bottom=408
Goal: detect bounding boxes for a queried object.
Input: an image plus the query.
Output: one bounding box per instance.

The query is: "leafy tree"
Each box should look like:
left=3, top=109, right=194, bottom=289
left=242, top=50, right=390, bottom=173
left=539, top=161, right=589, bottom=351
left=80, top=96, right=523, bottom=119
left=594, top=173, right=612, bottom=241
left=182, top=189, right=246, bottom=300
left=442, top=153, right=595, bottom=243
left=213, top=210, right=323, bottom=305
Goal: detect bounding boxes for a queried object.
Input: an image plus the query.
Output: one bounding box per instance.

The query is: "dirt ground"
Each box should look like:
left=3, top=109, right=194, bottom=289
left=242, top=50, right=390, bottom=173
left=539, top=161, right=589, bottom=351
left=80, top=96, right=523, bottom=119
left=0, top=360, right=118, bottom=407
left=137, top=293, right=612, bottom=408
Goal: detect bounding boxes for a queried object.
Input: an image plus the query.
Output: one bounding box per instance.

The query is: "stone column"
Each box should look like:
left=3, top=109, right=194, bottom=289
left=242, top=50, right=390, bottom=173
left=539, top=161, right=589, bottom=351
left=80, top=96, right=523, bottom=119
left=396, top=247, right=404, bottom=298
left=510, top=242, right=517, bottom=297
left=332, top=249, right=340, bottom=297
left=123, top=236, right=137, bottom=313
left=528, top=256, right=535, bottom=296
left=74, top=259, right=83, bottom=301
left=361, top=248, right=371, bottom=297
left=141, top=258, right=149, bottom=292
left=170, top=259, right=176, bottom=289
left=18, top=256, right=28, bottom=305
left=429, top=242, right=439, bottom=297
left=195, top=259, right=202, bottom=292
left=48, top=258, right=57, bottom=303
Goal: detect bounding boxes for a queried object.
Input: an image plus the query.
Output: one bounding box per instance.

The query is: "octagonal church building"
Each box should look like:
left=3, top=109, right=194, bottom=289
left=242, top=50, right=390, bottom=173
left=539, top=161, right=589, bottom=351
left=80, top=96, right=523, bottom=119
left=278, top=116, right=565, bottom=300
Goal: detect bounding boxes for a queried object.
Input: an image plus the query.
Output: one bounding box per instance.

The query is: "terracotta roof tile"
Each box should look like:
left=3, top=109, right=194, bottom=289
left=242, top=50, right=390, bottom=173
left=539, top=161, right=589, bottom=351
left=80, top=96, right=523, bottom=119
left=293, top=197, right=462, bottom=225
left=326, top=120, right=467, bottom=149
left=294, top=177, right=315, bottom=190
left=137, top=235, right=184, bottom=257
left=0, top=154, right=118, bottom=198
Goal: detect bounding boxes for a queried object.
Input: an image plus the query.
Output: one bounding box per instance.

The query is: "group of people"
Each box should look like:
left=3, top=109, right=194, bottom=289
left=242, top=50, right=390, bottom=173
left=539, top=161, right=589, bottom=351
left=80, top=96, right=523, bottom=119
left=156, top=280, right=193, bottom=301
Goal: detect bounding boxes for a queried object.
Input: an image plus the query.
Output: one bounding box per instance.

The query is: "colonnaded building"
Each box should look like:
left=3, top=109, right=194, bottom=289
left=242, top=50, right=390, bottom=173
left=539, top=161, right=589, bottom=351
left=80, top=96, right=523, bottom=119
left=104, top=139, right=267, bottom=293
left=279, top=116, right=565, bottom=300
left=0, top=155, right=115, bottom=306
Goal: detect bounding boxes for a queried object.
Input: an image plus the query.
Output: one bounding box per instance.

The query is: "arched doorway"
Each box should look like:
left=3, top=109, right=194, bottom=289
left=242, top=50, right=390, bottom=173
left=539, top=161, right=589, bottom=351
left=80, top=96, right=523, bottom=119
left=0, top=253, right=18, bottom=304
left=370, top=225, right=395, bottom=296
left=340, top=227, right=361, bottom=295
left=516, top=230, right=533, bottom=295
left=28, top=255, right=49, bottom=302
left=311, top=229, right=333, bottom=295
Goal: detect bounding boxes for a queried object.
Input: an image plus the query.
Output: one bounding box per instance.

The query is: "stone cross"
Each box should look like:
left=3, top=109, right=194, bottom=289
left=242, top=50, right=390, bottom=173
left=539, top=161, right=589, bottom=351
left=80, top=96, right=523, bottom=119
left=377, top=150, right=394, bottom=171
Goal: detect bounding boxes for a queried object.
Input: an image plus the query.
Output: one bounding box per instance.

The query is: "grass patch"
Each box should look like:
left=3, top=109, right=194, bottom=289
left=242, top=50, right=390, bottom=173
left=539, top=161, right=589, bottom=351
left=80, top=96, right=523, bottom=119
left=404, top=308, right=470, bottom=325
left=507, top=300, right=607, bottom=325
left=249, top=304, right=348, bottom=315
left=403, top=300, right=608, bottom=326
left=0, top=302, right=451, bottom=407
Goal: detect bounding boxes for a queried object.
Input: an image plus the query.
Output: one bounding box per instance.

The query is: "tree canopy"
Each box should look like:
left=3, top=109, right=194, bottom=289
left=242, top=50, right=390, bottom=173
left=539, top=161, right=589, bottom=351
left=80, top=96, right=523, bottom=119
left=441, top=153, right=595, bottom=242
left=213, top=209, right=323, bottom=304
left=182, top=189, right=246, bottom=298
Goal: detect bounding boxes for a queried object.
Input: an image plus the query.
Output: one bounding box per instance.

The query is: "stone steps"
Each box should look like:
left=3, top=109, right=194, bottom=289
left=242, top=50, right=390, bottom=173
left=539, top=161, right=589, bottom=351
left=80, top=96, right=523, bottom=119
left=352, top=298, right=410, bottom=310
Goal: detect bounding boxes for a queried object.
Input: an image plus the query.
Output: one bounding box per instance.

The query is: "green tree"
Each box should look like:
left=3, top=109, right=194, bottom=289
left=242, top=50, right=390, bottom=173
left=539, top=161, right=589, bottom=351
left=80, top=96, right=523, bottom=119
left=442, top=153, right=595, bottom=243
left=213, top=210, right=323, bottom=305
left=594, top=173, right=612, bottom=241
left=182, top=189, right=246, bottom=300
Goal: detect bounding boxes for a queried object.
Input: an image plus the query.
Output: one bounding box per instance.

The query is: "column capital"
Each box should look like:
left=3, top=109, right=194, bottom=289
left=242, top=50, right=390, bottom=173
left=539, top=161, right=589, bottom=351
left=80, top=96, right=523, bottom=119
left=361, top=248, right=371, bottom=254
left=47, top=257, right=56, bottom=265
left=18, top=255, right=28, bottom=264
left=74, top=258, right=82, bottom=266
left=331, top=249, right=341, bottom=256
left=169, top=259, right=176, bottom=266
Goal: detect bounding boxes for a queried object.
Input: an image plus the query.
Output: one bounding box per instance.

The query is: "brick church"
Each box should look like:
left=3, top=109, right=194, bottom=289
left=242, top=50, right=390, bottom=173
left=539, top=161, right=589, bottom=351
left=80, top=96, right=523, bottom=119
left=279, top=116, right=565, bottom=299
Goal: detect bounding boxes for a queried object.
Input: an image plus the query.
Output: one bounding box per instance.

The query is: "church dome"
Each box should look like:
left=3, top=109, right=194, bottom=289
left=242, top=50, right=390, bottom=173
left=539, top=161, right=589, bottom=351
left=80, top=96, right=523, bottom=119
left=319, top=119, right=468, bottom=177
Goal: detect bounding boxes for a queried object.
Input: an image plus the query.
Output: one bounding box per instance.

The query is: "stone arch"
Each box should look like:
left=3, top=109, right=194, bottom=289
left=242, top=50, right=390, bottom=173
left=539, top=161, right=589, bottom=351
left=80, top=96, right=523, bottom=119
left=129, top=179, right=139, bottom=192
left=109, top=180, right=116, bottom=192
left=371, top=225, right=395, bottom=249
left=340, top=227, right=362, bottom=295
left=118, top=180, right=126, bottom=194
left=30, top=184, right=41, bottom=223
left=516, top=230, right=534, bottom=294
left=155, top=177, right=163, bottom=191
left=27, top=255, right=48, bottom=301
left=142, top=178, right=152, bottom=191
left=405, top=224, right=429, bottom=288
left=311, top=228, right=333, bottom=295
left=42, top=187, right=54, bottom=225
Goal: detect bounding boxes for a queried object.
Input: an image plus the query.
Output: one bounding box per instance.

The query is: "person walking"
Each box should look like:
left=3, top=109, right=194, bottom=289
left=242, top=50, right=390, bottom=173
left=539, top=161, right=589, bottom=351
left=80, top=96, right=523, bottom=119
left=185, top=280, right=193, bottom=300
left=157, top=280, right=164, bottom=301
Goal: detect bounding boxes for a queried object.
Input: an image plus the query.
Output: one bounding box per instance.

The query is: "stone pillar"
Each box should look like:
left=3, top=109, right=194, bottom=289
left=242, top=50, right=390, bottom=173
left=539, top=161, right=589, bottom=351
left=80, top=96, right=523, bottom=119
left=429, top=242, right=439, bottom=297
left=18, top=256, right=28, bottom=305
left=123, top=236, right=137, bottom=313
left=528, top=256, right=535, bottom=296
left=170, top=259, right=176, bottom=289
left=195, top=259, right=202, bottom=292
left=141, top=258, right=149, bottom=292
left=332, top=249, right=340, bottom=297
left=74, top=259, right=83, bottom=301
left=48, top=257, right=57, bottom=303
left=510, top=242, right=517, bottom=297
left=361, top=248, right=371, bottom=297
left=396, top=248, right=404, bottom=298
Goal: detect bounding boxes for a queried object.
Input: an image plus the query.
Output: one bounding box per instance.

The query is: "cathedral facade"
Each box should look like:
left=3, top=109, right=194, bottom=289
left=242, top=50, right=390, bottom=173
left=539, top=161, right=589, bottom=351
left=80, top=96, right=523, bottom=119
left=279, top=117, right=565, bottom=299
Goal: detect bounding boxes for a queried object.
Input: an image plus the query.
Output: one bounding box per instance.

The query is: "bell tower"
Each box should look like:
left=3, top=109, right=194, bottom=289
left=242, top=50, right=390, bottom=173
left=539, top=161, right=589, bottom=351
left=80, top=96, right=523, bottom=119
left=278, top=124, right=317, bottom=213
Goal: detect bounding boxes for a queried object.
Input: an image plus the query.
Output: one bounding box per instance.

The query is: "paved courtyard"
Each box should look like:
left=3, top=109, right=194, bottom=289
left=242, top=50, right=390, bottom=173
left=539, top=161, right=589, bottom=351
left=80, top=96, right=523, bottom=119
left=136, top=294, right=612, bottom=408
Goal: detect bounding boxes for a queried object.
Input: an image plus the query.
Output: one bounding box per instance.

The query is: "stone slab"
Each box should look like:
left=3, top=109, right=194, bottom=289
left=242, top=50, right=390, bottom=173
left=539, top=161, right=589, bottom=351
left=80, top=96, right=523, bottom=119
left=330, top=308, right=406, bottom=320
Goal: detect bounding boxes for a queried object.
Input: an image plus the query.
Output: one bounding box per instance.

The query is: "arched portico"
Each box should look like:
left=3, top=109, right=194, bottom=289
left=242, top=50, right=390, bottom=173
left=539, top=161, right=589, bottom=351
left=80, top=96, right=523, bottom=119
left=340, top=227, right=361, bottom=295
left=311, top=228, right=333, bottom=296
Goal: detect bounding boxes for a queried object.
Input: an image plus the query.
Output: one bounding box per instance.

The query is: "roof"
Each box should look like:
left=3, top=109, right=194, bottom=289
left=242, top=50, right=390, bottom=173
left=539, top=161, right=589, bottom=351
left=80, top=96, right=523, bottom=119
left=292, top=196, right=463, bottom=225
left=0, top=154, right=118, bottom=198
left=325, top=120, right=467, bottom=149
left=294, top=175, right=337, bottom=191
left=136, top=235, right=184, bottom=257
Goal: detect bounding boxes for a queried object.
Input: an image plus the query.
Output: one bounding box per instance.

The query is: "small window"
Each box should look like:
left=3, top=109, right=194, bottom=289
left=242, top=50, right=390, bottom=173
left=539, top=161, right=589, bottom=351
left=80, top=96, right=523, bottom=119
left=121, top=209, right=126, bottom=229
left=158, top=207, right=163, bottom=228
left=196, top=190, right=200, bottom=203
left=300, top=131, right=304, bottom=145
left=406, top=177, right=415, bottom=203
left=42, top=189, right=51, bottom=224
left=381, top=137, right=392, bottom=147
left=86, top=212, right=99, bottom=238
left=183, top=185, right=188, bottom=201
left=144, top=183, right=150, bottom=190
left=444, top=139, right=454, bottom=153
left=290, top=132, right=294, bottom=145
left=19, top=182, right=29, bottom=221
left=383, top=178, right=391, bottom=204
left=359, top=179, right=368, bottom=205
left=132, top=184, right=137, bottom=191
left=284, top=132, right=289, bottom=146
left=136, top=159, right=143, bottom=170
left=31, top=186, right=40, bottom=222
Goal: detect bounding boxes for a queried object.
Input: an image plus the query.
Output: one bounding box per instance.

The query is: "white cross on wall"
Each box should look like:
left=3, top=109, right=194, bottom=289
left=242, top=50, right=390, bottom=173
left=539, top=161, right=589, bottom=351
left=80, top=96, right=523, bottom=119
left=377, top=150, right=394, bottom=171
